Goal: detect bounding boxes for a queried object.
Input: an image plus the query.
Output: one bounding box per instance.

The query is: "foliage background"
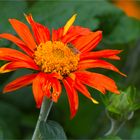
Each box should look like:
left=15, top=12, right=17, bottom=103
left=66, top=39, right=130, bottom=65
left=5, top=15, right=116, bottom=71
left=0, top=0, right=140, bottom=139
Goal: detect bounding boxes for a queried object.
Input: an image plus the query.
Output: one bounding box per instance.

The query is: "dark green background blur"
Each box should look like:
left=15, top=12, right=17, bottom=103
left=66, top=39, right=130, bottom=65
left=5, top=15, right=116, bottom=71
left=0, top=0, right=140, bottom=139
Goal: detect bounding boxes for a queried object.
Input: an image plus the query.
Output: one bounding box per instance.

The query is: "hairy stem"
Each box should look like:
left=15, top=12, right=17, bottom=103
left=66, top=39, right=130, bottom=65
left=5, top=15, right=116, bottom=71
left=32, top=97, right=53, bottom=140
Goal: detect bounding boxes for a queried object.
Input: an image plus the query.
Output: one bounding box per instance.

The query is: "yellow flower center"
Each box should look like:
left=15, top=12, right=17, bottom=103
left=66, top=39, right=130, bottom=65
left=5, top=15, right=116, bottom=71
left=34, top=41, right=80, bottom=76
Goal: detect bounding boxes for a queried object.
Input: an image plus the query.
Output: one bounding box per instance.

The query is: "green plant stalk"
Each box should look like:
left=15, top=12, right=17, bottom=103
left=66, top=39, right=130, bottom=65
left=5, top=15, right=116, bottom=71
left=105, top=118, right=126, bottom=136
left=105, top=111, right=134, bottom=136
left=32, top=97, right=53, bottom=140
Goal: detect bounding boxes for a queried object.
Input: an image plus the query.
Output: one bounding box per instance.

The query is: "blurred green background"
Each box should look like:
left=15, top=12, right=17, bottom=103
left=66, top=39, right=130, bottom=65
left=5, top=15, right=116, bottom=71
left=0, top=0, right=140, bottom=139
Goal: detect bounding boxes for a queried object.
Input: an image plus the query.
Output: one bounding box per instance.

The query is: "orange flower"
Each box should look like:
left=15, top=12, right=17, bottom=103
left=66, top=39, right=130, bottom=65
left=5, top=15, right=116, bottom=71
left=0, top=14, right=125, bottom=118
left=113, top=0, right=140, bottom=20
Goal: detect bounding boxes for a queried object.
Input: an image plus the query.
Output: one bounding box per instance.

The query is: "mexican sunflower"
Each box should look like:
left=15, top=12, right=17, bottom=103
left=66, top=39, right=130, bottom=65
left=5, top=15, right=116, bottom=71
left=0, top=14, right=125, bottom=118
left=113, top=0, right=140, bottom=20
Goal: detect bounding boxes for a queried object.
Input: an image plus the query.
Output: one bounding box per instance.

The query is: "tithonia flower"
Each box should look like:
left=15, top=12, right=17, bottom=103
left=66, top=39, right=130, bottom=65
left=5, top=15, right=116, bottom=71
left=0, top=14, right=125, bottom=118
left=114, top=0, right=140, bottom=20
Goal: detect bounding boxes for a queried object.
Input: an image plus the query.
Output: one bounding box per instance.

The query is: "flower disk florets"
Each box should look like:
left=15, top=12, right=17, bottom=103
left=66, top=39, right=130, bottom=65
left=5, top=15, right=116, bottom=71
left=34, top=41, right=80, bottom=76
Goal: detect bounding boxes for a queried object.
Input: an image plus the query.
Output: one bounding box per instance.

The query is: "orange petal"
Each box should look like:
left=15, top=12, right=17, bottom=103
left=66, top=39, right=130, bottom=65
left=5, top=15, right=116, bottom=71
left=52, top=27, right=64, bottom=41
left=80, top=32, right=102, bottom=53
left=80, top=50, right=122, bottom=60
left=78, top=59, right=126, bottom=76
left=63, top=77, right=79, bottom=119
left=0, top=63, right=13, bottom=73
left=72, top=31, right=102, bottom=53
left=35, top=72, right=62, bottom=102
left=46, top=72, right=63, bottom=80
left=32, top=72, right=61, bottom=107
left=63, top=14, right=77, bottom=36
left=0, top=33, right=33, bottom=56
left=62, top=26, right=91, bottom=44
left=32, top=73, right=46, bottom=108
left=3, top=73, right=37, bottom=93
left=25, top=14, right=50, bottom=45
left=0, top=48, right=35, bottom=63
left=107, top=55, right=120, bottom=60
left=75, top=78, right=99, bottom=104
left=9, top=19, right=36, bottom=51
left=75, top=71, right=120, bottom=94
left=114, top=0, right=140, bottom=20
left=2, top=61, right=39, bottom=71
left=52, top=25, right=90, bottom=43
left=50, top=78, right=62, bottom=103
left=43, top=79, right=51, bottom=99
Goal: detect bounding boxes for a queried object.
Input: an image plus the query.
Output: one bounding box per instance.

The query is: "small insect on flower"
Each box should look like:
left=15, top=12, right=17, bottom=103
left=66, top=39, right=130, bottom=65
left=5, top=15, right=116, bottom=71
left=0, top=14, right=126, bottom=118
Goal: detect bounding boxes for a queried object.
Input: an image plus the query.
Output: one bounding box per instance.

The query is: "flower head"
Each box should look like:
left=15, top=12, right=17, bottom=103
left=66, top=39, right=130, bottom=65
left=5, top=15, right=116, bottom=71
left=0, top=14, right=125, bottom=118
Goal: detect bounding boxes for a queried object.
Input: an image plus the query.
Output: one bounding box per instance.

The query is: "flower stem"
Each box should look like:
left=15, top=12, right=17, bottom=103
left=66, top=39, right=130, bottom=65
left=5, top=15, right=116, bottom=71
left=32, top=97, right=53, bottom=140
left=105, top=111, right=134, bottom=136
left=105, top=118, right=126, bottom=136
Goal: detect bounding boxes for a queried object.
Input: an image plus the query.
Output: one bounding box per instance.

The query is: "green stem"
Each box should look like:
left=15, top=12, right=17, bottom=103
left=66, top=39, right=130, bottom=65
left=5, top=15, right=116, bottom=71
left=105, top=118, right=126, bottom=136
left=105, top=111, right=134, bottom=136
left=32, top=97, right=53, bottom=140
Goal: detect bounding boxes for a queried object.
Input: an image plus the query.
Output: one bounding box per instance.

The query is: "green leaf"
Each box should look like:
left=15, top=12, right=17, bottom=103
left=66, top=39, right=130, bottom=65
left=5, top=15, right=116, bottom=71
left=96, top=135, right=122, bottom=140
left=0, top=101, right=21, bottom=139
left=0, top=125, right=4, bottom=140
left=104, top=16, right=140, bottom=44
left=28, top=0, right=140, bottom=46
left=0, top=69, right=35, bottom=109
left=28, top=0, right=123, bottom=31
left=127, top=86, right=137, bottom=104
left=0, top=1, right=27, bottom=32
left=39, top=120, right=67, bottom=140
left=127, top=86, right=140, bottom=111
left=131, top=120, right=140, bottom=139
